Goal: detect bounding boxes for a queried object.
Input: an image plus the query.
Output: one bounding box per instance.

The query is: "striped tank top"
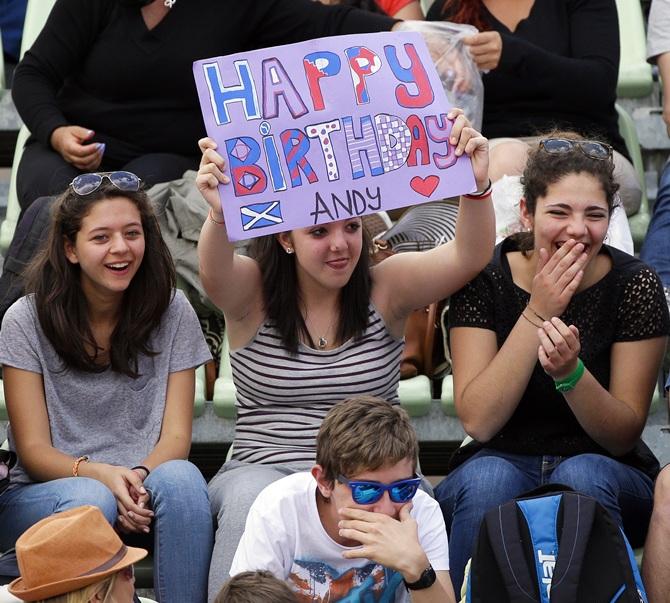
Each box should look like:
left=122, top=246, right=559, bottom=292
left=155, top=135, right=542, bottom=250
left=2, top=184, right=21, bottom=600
left=230, top=304, right=403, bottom=465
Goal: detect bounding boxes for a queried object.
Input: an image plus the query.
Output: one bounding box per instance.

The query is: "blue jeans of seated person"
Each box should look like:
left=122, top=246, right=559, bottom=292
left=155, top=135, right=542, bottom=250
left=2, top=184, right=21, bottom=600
left=0, top=459, right=213, bottom=603
left=641, top=160, right=670, bottom=289
left=434, top=449, right=654, bottom=597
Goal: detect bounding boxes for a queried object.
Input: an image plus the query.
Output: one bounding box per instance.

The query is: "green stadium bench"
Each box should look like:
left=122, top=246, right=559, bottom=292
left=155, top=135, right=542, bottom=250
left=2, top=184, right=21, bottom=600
left=615, top=0, right=653, bottom=98
left=0, top=0, right=57, bottom=255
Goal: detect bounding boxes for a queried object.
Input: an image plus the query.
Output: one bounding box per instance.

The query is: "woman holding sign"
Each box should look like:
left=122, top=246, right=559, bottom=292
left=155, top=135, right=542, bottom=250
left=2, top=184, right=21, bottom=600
left=197, top=108, right=494, bottom=597
left=435, top=133, right=668, bottom=595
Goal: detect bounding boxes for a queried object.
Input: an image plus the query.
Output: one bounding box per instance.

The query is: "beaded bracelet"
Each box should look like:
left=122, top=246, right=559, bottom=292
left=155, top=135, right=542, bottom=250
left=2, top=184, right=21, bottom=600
left=72, top=455, right=89, bottom=477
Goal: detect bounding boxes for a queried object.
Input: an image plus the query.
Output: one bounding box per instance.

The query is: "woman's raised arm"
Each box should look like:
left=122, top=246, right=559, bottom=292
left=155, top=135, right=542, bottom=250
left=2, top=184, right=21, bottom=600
left=197, top=138, right=263, bottom=321
left=372, top=110, right=495, bottom=320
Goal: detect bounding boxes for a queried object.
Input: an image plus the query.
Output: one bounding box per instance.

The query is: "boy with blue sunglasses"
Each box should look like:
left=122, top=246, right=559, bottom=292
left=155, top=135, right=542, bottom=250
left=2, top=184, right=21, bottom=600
left=230, top=396, right=455, bottom=602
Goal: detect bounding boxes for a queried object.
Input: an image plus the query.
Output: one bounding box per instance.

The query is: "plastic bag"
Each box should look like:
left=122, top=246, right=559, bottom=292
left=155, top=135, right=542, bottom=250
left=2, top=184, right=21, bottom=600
left=395, top=20, right=483, bottom=130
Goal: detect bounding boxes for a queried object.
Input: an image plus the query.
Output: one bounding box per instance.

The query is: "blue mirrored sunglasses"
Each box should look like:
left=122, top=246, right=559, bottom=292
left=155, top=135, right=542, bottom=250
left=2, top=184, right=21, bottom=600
left=70, top=171, right=141, bottom=196
left=338, top=474, right=422, bottom=505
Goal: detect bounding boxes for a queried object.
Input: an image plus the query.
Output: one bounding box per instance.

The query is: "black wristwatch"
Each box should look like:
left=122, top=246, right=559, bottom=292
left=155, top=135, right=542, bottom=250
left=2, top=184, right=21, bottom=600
left=403, top=564, right=436, bottom=591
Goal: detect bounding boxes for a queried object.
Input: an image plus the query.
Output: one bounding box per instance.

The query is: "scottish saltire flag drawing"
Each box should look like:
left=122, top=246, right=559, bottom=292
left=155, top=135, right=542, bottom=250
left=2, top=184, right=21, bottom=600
left=240, top=201, right=284, bottom=231
left=193, top=32, right=476, bottom=241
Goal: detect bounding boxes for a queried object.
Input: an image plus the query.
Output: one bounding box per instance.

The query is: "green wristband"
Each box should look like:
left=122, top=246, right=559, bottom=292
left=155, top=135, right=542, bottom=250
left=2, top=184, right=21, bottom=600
left=554, top=358, right=585, bottom=392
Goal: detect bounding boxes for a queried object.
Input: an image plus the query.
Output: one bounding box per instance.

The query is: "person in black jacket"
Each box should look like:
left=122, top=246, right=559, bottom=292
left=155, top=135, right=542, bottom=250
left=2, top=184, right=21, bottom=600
left=425, top=0, right=642, bottom=218
left=11, top=0, right=397, bottom=215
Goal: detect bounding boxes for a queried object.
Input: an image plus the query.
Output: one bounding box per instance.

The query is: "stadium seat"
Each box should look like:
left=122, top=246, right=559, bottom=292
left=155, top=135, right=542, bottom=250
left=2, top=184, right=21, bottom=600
left=0, top=0, right=57, bottom=255
left=0, top=29, right=5, bottom=90
left=615, top=0, right=653, bottom=98
left=212, top=336, right=236, bottom=419
left=617, top=103, right=651, bottom=248
left=0, top=381, right=5, bottom=421
left=398, top=375, right=432, bottom=416
left=440, top=373, right=456, bottom=416
left=134, top=558, right=155, bottom=591
left=1, top=125, right=27, bottom=254
left=194, top=364, right=206, bottom=417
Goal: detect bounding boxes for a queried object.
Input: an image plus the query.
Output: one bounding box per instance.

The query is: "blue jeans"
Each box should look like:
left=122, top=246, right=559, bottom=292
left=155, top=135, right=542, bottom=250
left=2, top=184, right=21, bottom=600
left=0, top=460, right=213, bottom=603
left=434, top=449, right=654, bottom=597
left=640, top=160, right=670, bottom=288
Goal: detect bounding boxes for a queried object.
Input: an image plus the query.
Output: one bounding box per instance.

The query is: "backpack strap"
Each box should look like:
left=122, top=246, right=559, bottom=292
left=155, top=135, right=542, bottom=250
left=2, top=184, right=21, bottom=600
left=516, top=495, right=563, bottom=603
left=548, top=492, right=597, bottom=603
left=482, top=500, right=540, bottom=602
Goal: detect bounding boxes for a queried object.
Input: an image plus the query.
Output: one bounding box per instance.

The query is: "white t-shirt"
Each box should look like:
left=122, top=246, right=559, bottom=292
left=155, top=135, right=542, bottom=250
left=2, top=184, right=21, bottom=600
left=230, top=472, right=449, bottom=602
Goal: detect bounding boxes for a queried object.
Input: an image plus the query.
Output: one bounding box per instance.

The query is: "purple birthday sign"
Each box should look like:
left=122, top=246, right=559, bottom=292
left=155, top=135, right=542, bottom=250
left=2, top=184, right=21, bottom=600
left=193, top=31, right=475, bottom=241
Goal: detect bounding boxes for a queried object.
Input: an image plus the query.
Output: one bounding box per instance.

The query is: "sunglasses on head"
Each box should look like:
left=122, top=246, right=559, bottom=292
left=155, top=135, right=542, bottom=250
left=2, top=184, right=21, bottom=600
left=70, top=171, right=142, bottom=196
left=539, top=138, right=613, bottom=161
left=338, top=474, right=422, bottom=505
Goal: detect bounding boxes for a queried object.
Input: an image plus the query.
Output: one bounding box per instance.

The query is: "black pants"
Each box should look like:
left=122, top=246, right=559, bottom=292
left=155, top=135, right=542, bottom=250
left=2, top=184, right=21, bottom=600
left=16, top=139, right=199, bottom=215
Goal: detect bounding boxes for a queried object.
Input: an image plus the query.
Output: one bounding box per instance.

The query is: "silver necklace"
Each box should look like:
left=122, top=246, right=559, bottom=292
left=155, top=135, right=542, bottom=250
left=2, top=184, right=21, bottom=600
left=164, top=0, right=176, bottom=7
left=306, top=313, right=336, bottom=350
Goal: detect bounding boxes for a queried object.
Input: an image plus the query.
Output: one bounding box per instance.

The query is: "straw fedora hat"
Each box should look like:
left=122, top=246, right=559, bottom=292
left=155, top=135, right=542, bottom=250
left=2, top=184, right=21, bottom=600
left=8, top=506, right=147, bottom=601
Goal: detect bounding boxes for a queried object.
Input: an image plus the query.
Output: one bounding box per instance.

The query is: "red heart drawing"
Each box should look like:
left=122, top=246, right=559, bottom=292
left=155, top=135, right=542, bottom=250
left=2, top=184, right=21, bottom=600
left=410, top=175, right=439, bottom=197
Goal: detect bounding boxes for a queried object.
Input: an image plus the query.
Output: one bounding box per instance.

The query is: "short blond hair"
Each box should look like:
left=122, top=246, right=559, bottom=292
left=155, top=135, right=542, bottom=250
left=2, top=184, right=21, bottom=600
left=316, top=396, right=418, bottom=482
left=215, top=571, right=296, bottom=603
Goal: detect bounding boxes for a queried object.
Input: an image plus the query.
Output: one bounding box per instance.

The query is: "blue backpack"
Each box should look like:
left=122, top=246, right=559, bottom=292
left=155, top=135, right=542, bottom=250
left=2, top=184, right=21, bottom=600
left=465, top=485, right=648, bottom=603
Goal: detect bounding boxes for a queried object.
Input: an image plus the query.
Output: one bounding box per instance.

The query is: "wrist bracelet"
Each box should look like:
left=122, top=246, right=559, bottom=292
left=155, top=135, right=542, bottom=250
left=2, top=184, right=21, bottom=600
left=131, top=465, right=151, bottom=478
left=554, top=358, right=585, bottom=392
left=526, top=304, right=547, bottom=323
left=520, top=311, right=542, bottom=328
left=463, top=178, right=492, bottom=200
left=72, top=455, right=89, bottom=477
left=208, top=208, right=225, bottom=225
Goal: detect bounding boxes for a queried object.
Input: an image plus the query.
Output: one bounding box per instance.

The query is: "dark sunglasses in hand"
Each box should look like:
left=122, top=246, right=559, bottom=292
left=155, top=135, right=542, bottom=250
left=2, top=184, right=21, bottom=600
left=338, top=474, right=422, bottom=505
left=70, top=171, right=142, bottom=196
left=539, top=138, right=613, bottom=161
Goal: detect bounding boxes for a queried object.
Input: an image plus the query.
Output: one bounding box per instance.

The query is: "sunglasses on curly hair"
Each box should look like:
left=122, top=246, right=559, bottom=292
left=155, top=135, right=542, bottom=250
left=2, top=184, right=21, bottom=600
left=70, top=171, right=142, bottom=196
left=338, top=474, right=422, bottom=505
left=539, top=138, right=613, bottom=161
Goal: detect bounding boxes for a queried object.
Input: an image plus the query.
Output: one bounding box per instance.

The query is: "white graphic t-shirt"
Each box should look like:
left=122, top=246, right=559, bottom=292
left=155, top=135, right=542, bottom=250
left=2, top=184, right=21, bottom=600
left=230, top=472, right=449, bottom=602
